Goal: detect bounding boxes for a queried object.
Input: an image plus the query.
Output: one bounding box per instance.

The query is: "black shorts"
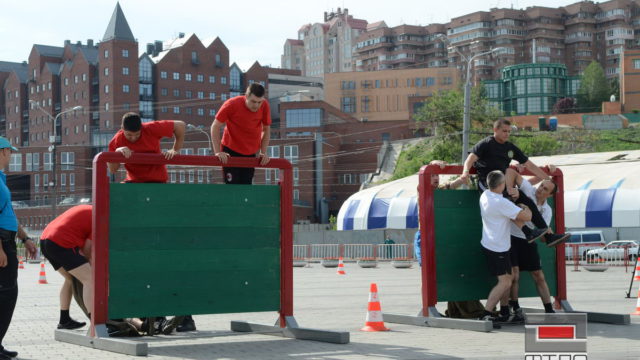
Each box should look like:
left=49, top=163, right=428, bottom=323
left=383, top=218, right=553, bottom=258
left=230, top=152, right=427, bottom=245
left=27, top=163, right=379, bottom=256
left=482, top=247, right=512, bottom=276
left=222, top=146, right=256, bottom=184
left=40, top=239, right=88, bottom=272
left=510, top=236, right=542, bottom=272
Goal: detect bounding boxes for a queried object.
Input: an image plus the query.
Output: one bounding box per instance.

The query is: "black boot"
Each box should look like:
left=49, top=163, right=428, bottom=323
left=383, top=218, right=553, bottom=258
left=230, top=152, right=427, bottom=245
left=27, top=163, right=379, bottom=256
left=176, top=315, right=196, bottom=332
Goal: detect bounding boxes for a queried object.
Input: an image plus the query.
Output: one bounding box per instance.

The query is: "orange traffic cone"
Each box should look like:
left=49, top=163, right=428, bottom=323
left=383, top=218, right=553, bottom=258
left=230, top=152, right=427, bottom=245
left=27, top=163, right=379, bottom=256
left=632, top=288, right=640, bottom=316
left=38, top=260, right=48, bottom=284
left=337, top=257, right=346, bottom=275
left=634, top=263, right=640, bottom=281
left=18, top=256, right=24, bottom=269
left=361, top=283, right=389, bottom=331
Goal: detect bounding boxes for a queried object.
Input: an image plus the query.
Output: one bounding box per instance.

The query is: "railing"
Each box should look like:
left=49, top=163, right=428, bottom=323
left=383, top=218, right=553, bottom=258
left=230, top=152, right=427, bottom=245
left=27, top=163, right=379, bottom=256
left=566, top=244, right=638, bottom=271
left=293, top=244, right=413, bottom=261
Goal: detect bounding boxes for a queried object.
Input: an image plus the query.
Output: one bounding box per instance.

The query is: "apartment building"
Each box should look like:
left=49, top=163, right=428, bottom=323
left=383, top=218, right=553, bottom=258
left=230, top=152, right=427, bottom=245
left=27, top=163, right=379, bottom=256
left=347, top=0, right=640, bottom=83
left=281, top=8, right=368, bottom=77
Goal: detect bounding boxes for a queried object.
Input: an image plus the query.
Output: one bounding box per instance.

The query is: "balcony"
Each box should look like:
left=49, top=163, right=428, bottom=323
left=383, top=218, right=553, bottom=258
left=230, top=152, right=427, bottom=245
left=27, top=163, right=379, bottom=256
left=22, top=110, right=29, bottom=118
left=191, top=58, right=200, bottom=65
left=92, top=95, right=99, bottom=103
left=139, top=94, right=154, bottom=101
left=91, top=78, right=99, bottom=85
left=91, top=111, right=100, bottom=120
left=140, top=110, right=154, bottom=118
left=54, top=103, right=61, bottom=111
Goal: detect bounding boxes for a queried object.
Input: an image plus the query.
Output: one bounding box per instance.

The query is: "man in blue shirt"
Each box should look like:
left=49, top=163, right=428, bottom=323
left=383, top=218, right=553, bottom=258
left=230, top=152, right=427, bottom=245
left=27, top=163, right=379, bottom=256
left=0, top=137, right=36, bottom=360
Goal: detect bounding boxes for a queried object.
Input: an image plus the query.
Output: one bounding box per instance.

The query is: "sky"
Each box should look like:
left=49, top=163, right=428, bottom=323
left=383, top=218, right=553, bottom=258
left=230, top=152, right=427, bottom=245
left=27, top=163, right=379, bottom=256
left=1, top=0, right=580, bottom=71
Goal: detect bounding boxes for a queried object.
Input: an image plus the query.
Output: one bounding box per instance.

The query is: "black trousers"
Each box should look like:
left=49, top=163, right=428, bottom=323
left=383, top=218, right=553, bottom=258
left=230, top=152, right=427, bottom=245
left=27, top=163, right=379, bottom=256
left=0, top=229, right=18, bottom=347
left=222, top=146, right=256, bottom=185
left=513, top=189, right=548, bottom=230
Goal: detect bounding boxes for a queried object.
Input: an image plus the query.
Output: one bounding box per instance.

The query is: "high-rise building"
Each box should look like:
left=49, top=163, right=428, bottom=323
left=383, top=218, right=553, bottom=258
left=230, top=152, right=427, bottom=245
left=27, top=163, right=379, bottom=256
left=349, top=0, right=640, bottom=83
left=281, top=8, right=368, bottom=77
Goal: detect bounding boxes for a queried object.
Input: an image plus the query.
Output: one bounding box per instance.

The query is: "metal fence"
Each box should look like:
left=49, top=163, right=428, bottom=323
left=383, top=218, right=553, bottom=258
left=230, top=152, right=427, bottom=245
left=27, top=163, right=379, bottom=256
left=292, top=244, right=413, bottom=261
left=565, top=244, right=638, bottom=271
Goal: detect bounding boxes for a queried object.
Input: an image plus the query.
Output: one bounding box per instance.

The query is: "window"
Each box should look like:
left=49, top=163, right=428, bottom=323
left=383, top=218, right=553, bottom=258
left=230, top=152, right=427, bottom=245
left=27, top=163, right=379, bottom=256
left=123, top=85, right=130, bottom=93
left=179, top=171, right=186, bottom=183
left=122, top=49, right=129, bottom=58
left=104, top=67, right=109, bottom=76
left=341, top=97, right=356, bottom=113
left=64, top=78, right=69, bottom=86
left=185, top=108, right=192, bottom=115
left=104, top=50, right=109, bottom=58
left=284, top=145, right=298, bottom=164
left=34, top=174, right=39, bottom=193
left=209, top=76, right=216, bottom=83
left=285, top=108, right=322, bottom=127
left=170, top=171, right=177, bottom=183
left=197, top=74, right=204, bottom=82
left=122, top=67, right=129, bottom=75
left=185, top=90, right=192, bottom=98
left=26, top=153, right=33, bottom=171
left=197, top=108, right=204, bottom=116
left=209, top=92, right=216, bottom=100
left=267, top=146, right=280, bottom=158
left=33, top=153, right=39, bottom=171
left=634, top=59, right=640, bottom=69
left=188, top=170, right=195, bottom=183
left=43, top=174, right=49, bottom=188
left=74, top=75, right=78, bottom=84
left=209, top=109, right=216, bottom=116
left=60, top=152, right=75, bottom=170
left=197, top=91, right=204, bottom=99
left=161, top=71, right=168, bottom=79
left=69, top=173, right=75, bottom=191
left=9, top=154, right=22, bottom=171
left=293, top=167, right=299, bottom=186
left=197, top=148, right=210, bottom=155
left=293, top=189, right=299, bottom=200
left=265, top=169, right=280, bottom=184
left=221, top=76, right=227, bottom=84
left=185, top=73, right=192, bottom=81
left=173, top=72, right=180, bottom=80
left=173, top=106, right=180, bottom=114
left=173, top=89, right=180, bottom=97
left=161, top=88, right=168, bottom=96
left=221, top=93, right=228, bottom=101
left=44, top=153, right=52, bottom=170
left=215, top=54, right=222, bottom=66
left=197, top=170, right=204, bottom=183
left=60, top=173, right=66, bottom=188
left=104, top=85, right=110, bottom=94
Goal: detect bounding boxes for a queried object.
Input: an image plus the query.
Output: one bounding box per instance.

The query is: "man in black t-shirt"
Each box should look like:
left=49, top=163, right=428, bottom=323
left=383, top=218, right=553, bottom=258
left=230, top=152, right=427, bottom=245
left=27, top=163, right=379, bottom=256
left=460, top=119, right=569, bottom=247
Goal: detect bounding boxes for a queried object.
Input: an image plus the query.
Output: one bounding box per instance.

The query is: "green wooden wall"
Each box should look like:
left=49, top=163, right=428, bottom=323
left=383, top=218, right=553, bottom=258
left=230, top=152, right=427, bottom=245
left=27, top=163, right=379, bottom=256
left=107, top=183, right=281, bottom=318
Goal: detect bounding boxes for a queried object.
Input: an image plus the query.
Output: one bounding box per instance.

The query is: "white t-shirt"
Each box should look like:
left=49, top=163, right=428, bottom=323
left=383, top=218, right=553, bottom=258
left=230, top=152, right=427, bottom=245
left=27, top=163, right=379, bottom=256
left=509, top=178, right=553, bottom=239
left=480, top=190, right=523, bottom=252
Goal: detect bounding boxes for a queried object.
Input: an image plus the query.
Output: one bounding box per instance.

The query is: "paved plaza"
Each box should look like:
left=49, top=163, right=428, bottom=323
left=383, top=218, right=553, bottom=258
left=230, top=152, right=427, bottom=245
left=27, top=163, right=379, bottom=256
left=4, top=261, right=640, bottom=359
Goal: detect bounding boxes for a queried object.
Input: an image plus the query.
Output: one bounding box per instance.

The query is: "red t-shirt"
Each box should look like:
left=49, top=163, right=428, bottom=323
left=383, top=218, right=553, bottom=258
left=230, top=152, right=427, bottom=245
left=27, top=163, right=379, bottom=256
left=108, top=120, right=175, bottom=183
left=216, top=96, right=271, bottom=155
left=41, top=205, right=92, bottom=249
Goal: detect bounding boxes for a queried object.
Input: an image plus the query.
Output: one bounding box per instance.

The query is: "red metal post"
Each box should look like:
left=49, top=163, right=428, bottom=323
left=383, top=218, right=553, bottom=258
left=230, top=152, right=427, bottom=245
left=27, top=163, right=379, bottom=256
left=553, top=169, right=568, bottom=304
left=279, top=163, right=294, bottom=327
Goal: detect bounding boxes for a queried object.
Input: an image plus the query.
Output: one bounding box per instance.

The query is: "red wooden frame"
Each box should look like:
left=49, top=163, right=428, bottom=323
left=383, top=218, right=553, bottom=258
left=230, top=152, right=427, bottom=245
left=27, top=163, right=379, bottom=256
left=417, top=164, right=567, bottom=316
left=90, top=152, right=293, bottom=336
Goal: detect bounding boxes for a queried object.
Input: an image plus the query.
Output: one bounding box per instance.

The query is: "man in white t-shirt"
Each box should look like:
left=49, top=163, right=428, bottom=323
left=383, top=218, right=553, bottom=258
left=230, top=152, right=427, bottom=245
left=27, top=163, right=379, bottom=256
left=507, top=166, right=559, bottom=323
left=479, top=170, right=532, bottom=325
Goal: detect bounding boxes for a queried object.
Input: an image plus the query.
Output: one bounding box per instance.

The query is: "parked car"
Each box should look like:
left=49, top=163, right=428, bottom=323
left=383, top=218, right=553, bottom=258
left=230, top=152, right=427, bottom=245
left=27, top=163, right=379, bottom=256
left=564, top=230, right=606, bottom=259
left=586, top=240, right=639, bottom=261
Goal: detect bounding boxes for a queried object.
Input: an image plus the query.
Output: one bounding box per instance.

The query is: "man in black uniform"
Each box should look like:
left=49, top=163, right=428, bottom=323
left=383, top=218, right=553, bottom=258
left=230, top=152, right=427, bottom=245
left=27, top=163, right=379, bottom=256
left=460, top=119, right=569, bottom=247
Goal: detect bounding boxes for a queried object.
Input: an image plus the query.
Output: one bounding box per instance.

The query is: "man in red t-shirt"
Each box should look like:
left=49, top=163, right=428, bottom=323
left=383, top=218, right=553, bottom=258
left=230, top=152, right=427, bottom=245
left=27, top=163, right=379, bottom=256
left=211, top=83, right=271, bottom=184
left=108, top=112, right=185, bottom=183
left=40, top=205, right=92, bottom=330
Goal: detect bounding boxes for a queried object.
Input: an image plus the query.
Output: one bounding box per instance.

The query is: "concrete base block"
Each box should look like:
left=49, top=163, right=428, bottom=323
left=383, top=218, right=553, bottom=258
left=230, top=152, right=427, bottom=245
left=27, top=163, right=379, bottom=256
left=383, top=312, right=492, bottom=332
left=231, top=317, right=349, bottom=344
left=54, top=329, right=148, bottom=356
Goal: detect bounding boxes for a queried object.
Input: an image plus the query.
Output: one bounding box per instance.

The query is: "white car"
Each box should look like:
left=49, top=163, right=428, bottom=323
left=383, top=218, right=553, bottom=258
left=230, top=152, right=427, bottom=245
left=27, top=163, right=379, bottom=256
left=586, top=240, right=639, bottom=261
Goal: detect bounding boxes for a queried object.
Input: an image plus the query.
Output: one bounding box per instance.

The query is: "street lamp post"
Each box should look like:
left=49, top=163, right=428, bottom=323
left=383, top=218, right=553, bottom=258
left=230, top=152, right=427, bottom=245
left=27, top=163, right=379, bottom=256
left=460, top=48, right=504, bottom=164
left=29, top=101, right=82, bottom=217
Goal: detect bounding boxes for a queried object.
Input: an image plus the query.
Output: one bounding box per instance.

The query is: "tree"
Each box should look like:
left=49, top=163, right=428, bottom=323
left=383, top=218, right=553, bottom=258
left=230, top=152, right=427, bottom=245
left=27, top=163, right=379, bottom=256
left=577, top=61, right=611, bottom=113
left=552, top=97, right=576, bottom=114
left=609, top=77, right=620, bottom=102
left=413, top=86, right=502, bottom=135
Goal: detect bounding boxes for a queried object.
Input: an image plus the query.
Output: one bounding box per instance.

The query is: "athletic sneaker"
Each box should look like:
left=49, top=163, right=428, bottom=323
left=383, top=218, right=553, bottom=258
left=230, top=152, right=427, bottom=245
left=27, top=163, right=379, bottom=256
left=57, top=318, right=86, bottom=330
left=526, top=228, right=549, bottom=243
left=161, top=316, right=185, bottom=335
left=176, top=315, right=197, bottom=332
left=545, top=233, right=571, bottom=247
left=479, top=314, right=502, bottom=329
left=507, top=308, right=525, bottom=324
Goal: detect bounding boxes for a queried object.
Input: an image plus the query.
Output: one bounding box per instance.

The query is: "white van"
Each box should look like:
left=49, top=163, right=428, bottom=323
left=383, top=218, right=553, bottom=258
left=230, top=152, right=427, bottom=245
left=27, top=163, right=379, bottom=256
left=564, top=230, right=606, bottom=259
